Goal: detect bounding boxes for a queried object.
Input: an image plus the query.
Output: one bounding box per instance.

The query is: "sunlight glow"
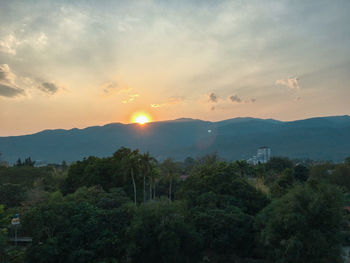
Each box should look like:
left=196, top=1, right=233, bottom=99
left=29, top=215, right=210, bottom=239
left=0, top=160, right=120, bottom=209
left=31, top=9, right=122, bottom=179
left=132, top=113, right=151, bottom=125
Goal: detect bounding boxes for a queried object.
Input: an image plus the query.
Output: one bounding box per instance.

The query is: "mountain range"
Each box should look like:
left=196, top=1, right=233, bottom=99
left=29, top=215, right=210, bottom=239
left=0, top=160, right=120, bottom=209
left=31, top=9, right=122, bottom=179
left=1, top=115, right=350, bottom=164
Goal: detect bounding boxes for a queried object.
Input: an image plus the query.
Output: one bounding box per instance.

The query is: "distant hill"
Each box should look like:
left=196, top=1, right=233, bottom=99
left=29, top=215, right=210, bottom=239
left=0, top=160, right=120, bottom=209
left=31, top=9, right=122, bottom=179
left=1, top=115, right=350, bottom=164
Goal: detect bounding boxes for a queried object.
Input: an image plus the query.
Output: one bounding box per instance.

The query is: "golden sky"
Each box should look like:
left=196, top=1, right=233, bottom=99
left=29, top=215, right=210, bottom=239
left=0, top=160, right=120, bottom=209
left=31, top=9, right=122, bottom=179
left=1, top=0, right=350, bottom=136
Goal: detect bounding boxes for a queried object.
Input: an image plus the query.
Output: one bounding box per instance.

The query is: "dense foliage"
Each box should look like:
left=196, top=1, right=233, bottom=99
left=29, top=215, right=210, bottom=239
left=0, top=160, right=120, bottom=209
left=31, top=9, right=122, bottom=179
left=0, top=149, right=349, bottom=262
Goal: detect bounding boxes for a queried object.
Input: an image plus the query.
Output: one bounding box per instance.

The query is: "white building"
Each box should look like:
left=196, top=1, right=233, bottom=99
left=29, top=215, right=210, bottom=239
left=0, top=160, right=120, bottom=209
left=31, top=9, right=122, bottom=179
left=256, top=146, right=271, bottom=163
left=248, top=146, right=271, bottom=165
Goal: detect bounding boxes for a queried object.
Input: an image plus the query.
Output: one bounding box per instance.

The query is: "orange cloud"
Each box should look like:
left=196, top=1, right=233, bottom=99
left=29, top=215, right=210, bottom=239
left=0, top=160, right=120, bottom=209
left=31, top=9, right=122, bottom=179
left=101, top=81, right=131, bottom=94
left=150, top=97, right=182, bottom=108
left=121, top=94, right=139, bottom=104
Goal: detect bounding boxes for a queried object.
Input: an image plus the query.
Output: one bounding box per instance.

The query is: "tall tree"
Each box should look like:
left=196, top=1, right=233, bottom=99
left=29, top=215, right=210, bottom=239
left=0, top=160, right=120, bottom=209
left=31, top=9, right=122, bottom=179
left=24, top=157, right=36, bottom=167
left=161, top=158, right=177, bottom=202
left=140, top=152, right=156, bottom=203
left=128, top=152, right=140, bottom=205
left=15, top=158, right=22, bottom=167
left=113, top=147, right=141, bottom=204
left=149, top=166, right=161, bottom=200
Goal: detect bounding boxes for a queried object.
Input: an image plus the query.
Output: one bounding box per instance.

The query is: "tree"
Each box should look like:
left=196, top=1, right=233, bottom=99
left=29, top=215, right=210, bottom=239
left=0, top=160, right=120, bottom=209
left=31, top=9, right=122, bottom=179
left=126, top=200, right=200, bottom=263
left=24, top=157, right=36, bottom=167
left=331, top=164, right=350, bottom=191
left=266, top=157, right=293, bottom=172
left=0, top=165, right=55, bottom=190
left=294, top=164, right=309, bottom=182
left=309, top=162, right=334, bottom=180
left=23, top=187, right=134, bottom=263
left=269, top=168, right=295, bottom=198
left=15, top=158, right=22, bottom=167
left=192, top=206, right=257, bottom=262
left=140, top=152, right=157, bottom=203
left=177, top=160, right=267, bottom=262
left=15, top=157, right=35, bottom=167
left=114, top=148, right=141, bottom=204
left=259, top=182, right=344, bottom=263
left=345, top=157, right=350, bottom=165
left=0, top=183, right=26, bottom=208
left=196, top=153, right=220, bottom=166
left=0, top=205, right=8, bottom=261
left=177, top=161, right=269, bottom=215
left=183, top=157, right=196, bottom=173
left=0, top=152, right=7, bottom=167
left=161, top=158, right=177, bottom=202
left=232, top=160, right=254, bottom=178
left=61, top=160, right=68, bottom=169
left=62, top=153, right=128, bottom=195
left=60, top=148, right=161, bottom=202
left=309, top=163, right=350, bottom=191
left=127, top=152, right=139, bottom=205
left=149, top=165, right=160, bottom=200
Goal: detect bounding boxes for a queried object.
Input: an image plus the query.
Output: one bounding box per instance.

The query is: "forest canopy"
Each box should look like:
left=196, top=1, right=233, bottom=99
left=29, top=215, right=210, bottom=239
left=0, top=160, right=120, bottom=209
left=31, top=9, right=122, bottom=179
left=0, top=148, right=349, bottom=263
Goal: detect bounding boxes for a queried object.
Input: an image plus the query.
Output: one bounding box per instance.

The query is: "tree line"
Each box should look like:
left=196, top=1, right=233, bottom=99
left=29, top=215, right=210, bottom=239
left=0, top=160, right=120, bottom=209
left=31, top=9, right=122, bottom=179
left=0, top=149, right=350, bottom=262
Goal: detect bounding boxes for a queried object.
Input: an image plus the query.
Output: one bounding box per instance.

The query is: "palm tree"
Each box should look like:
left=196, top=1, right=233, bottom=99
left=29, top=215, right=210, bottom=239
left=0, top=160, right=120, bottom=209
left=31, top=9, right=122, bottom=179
left=149, top=165, right=160, bottom=201
left=114, top=147, right=140, bottom=204
left=140, top=152, right=157, bottom=203
left=161, top=158, right=177, bottom=202
left=128, top=151, right=140, bottom=205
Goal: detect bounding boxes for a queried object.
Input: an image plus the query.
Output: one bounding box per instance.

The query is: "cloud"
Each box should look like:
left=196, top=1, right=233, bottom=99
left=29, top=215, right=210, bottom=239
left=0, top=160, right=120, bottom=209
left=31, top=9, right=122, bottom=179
left=230, top=94, right=242, bottom=103
left=102, top=81, right=118, bottom=93
left=0, top=32, right=48, bottom=55
left=101, top=81, right=131, bottom=94
left=35, top=33, right=48, bottom=48
left=0, top=84, right=25, bottom=97
left=150, top=97, right=183, bottom=108
left=244, top=98, right=256, bottom=103
left=275, top=77, right=300, bottom=90
left=0, top=65, right=61, bottom=97
left=121, top=94, right=139, bottom=104
left=0, top=34, right=20, bottom=55
left=0, top=0, right=347, bottom=123
left=0, top=64, right=16, bottom=84
left=0, top=64, right=24, bottom=98
left=38, top=82, right=59, bottom=95
left=167, top=97, right=183, bottom=104
left=209, top=92, right=218, bottom=103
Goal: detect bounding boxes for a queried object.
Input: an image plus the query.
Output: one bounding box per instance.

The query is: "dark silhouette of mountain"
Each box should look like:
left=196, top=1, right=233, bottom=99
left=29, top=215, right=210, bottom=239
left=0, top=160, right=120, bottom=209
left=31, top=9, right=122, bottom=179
left=1, top=115, right=350, bottom=164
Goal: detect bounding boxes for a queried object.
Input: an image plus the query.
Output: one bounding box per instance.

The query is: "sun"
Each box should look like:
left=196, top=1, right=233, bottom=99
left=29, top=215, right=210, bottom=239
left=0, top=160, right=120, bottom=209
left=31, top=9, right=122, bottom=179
left=135, top=115, right=149, bottom=125
left=133, top=114, right=151, bottom=125
left=131, top=112, right=152, bottom=125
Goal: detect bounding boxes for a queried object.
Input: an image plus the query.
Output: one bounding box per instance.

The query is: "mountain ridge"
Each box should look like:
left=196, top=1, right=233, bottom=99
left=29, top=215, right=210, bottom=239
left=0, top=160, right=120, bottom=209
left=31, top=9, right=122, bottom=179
left=1, top=115, right=350, bottom=164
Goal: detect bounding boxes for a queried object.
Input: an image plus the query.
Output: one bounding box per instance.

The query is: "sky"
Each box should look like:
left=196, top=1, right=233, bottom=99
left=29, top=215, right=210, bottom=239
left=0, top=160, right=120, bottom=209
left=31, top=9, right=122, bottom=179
left=0, top=0, right=350, bottom=136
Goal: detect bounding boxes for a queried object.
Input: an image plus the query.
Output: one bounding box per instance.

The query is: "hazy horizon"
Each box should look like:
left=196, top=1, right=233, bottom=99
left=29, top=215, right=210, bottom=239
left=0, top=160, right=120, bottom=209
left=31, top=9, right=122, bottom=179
left=1, top=0, right=350, bottom=136
left=1, top=114, right=349, bottom=137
